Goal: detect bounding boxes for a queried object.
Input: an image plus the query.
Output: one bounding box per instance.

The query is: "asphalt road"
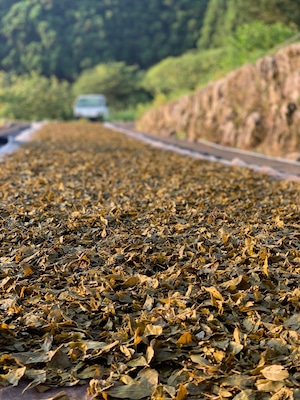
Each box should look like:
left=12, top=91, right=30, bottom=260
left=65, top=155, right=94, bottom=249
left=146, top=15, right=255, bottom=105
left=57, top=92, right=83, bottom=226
left=0, top=123, right=31, bottom=145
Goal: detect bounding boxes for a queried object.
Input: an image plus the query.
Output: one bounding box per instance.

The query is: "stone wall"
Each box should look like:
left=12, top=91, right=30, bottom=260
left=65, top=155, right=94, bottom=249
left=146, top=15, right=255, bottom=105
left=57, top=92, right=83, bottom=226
left=136, top=43, right=300, bottom=158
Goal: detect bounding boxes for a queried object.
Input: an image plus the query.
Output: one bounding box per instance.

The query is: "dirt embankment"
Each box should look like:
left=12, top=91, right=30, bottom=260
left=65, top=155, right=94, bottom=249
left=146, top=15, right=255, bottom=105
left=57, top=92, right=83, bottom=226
left=136, top=43, right=300, bottom=159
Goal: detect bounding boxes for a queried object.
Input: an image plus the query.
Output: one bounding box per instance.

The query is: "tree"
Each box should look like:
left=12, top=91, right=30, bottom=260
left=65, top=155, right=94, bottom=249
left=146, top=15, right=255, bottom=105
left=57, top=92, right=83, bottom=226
left=231, top=21, right=297, bottom=54
left=101, top=0, right=209, bottom=68
left=0, top=0, right=108, bottom=80
left=238, top=0, right=300, bottom=28
left=198, top=0, right=249, bottom=49
left=0, top=0, right=209, bottom=79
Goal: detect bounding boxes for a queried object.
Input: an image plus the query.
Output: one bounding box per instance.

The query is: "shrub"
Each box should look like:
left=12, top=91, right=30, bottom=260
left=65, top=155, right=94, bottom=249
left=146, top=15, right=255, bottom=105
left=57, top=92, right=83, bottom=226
left=0, top=72, right=72, bottom=120
left=142, top=48, right=227, bottom=97
left=229, top=21, right=297, bottom=61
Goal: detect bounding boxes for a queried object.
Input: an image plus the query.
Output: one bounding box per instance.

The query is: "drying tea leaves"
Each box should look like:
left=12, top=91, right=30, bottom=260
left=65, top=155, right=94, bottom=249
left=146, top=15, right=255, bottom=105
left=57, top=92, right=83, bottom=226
left=0, top=122, right=299, bottom=399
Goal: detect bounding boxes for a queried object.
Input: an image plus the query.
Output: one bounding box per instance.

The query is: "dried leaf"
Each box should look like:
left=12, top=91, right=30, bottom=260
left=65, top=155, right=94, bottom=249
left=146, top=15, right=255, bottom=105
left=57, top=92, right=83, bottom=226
left=106, top=369, right=158, bottom=399
left=261, top=365, right=289, bottom=381
left=232, top=390, right=255, bottom=400
left=256, top=379, right=285, bottom=392
left=0, top=367, right=26, bottom=387
left=177, top=332, right=194, bottom=346
left=176, top=384, right=188, bottom=400
left=263, top=256, right=269, bottom=277
left=269, top=387, right=293, bottom=400
left=106, top=383, right=153, bottom=399
left=0, top=122, right=299, bottom=398
left=284, top=314, right=300, bottom=332
left=143, top=324, right=163, bottom=337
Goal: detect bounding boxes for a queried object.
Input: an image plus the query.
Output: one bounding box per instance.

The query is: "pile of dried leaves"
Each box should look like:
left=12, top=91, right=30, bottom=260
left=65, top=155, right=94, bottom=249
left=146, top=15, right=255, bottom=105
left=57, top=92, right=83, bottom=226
left=0, top=122, right=299, bottom=400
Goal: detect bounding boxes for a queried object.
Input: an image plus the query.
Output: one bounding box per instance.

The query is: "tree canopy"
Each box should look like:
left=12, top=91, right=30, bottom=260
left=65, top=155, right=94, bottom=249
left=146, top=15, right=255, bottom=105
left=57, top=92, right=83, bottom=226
left=0, top=0, right=299, bottom=119
left=239, top=0, right=300, bottom=28
left=198, top=0, right=300, bottom=50
left=0, top=0, right=209, bottom=80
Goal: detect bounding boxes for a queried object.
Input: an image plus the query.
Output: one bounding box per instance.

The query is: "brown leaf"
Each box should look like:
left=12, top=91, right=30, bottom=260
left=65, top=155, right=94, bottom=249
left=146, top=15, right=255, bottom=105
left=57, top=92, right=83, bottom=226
left=261, top=365, right=289, bottom=381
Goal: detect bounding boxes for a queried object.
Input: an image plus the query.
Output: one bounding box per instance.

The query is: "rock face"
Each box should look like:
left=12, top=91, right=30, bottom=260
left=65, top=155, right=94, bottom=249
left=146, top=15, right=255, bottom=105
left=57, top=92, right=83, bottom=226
left=136, top=43, right=300, bottom=158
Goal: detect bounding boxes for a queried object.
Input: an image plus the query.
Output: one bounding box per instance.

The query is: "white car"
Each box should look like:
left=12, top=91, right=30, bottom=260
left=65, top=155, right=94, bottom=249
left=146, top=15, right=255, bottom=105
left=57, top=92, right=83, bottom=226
left=73, top=94, right=109, bottom=121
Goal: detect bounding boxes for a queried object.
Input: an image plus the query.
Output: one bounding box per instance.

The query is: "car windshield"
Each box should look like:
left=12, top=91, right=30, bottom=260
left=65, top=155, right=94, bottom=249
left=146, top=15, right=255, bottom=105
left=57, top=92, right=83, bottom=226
left=76, top=97, right=105, bottom=107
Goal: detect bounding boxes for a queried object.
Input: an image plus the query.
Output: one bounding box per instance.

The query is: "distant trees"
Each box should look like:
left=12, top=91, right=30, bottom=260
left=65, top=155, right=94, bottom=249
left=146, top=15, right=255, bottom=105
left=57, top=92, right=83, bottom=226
left=1, top=0, right=109, bottom=80
left=231, top=21, right=297, bottom=55
left=1, top=0, right=298, bottom=83
left=198, top=0, right=249, bottom=49
left=239, top=0, right=300, bottom=28
left=0, top=0, right=209, bottom=80
left=0, top=0, right=299, bottom=121
left=198, top=0, right=299, bottom=50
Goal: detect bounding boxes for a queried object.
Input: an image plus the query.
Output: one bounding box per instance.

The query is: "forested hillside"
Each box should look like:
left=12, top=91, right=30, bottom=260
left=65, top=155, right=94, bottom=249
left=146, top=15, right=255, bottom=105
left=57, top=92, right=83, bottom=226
left=0, top=0, right=299, bottom=120
left=0, top=0, right=208, bottom=80
left=198, top=0, right=300, bottom=49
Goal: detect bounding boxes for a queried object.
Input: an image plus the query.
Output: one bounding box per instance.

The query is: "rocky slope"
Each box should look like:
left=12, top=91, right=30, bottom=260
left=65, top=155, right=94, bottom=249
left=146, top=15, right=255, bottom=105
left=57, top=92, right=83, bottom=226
left=136, top=43, right=300, bottom=159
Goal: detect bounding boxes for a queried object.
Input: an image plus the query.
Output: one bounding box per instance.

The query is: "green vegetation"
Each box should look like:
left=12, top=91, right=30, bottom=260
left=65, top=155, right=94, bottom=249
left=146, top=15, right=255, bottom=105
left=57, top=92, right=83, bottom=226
left=197, top=0, right=249, bottom=50
left=0, top=0, right=299, bottom=121
left=0, top=0, right=209, bottom=79
left=228, top=21, right=297, bottom=63
left=238, top=0, right=300, bottom=27
left=142, top=20, right=297, bottom=109
left=142, top=48, right=227, bottom=97
left=0, top=72, right=72, bottom=121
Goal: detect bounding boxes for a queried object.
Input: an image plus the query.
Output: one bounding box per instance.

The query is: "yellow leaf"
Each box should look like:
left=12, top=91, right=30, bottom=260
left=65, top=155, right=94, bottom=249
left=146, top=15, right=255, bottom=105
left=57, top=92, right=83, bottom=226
left=275, top=216, right=284, bottom=228
left=233, top=327, right=241, bottom=345
left=176, top=384, right=188, bottom=400
left=213, top=350, right=226, bottom=363
left=177, top=332, right=194, bottom=346
left=204, top=286, right=224, bottom=301
left=123, top=276, right=140, bottom=287
left=263, top=256, right=269, bottom=277
left=1, top=366, right=26, bottom=387
left=134, top=335, right=143, bottom=345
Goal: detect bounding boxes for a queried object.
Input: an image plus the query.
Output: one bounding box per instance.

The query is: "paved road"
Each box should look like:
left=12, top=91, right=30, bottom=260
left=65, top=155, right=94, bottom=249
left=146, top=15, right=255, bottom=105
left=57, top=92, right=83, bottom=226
left=0, top=123, right=31, bottom=146
left=106, top=122, right=300, bottom=179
